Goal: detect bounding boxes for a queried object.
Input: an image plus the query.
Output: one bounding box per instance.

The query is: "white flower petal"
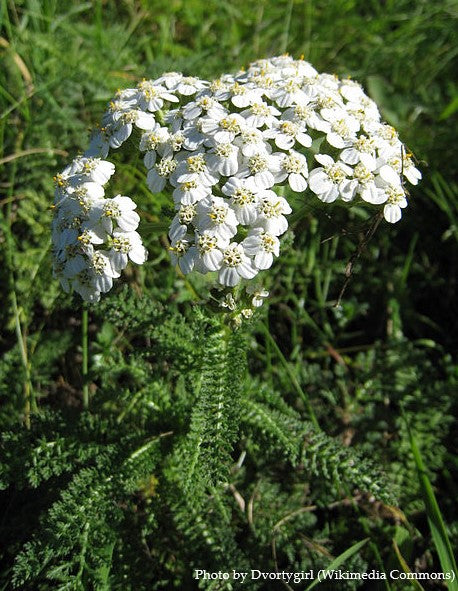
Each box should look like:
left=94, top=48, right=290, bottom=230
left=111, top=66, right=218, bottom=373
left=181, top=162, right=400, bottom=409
left=326, top=132, right=346, bottom=149
left=384, top=203, right=402, bottom=223
left=314, top=154, right=334, bottom=167
left=309, top=171, right=333, bottom=194
left=219, top=266, right=240, bottom=286
left=147, top=170, right=167, bottom=193
left=340, top=148, right=359, bottom=165
left=339, top=179, right=357, bottom=202
left=135, top=112, right=157, bottom=130
left=117, top=210, right=140, bottom=232
left=275, top=135, right=295, bottom=150
left=360, top=152, right=376, bottom=170
left=144, top=151, right=157, bottom=169
left=129, top=244, right=148, bottom=264
left=296, top=132, right=312, bottom=148
left=361, top=186, right=386, bottom=204
left=238, top=260, right=258, bottom=279
left=203, top=249, right=223, bottom=271
left=288, top=173, right=307, bottom=192
left=318, top=186, right=339, bottom=203
left=379, top=165, right=401, bottom=186
left=254, top=251, right=273, bottom=270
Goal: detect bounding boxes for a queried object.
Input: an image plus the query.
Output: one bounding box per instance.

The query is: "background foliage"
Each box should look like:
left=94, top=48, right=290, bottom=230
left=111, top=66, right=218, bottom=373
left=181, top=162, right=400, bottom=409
left=0, top=0, right=457, bottom=589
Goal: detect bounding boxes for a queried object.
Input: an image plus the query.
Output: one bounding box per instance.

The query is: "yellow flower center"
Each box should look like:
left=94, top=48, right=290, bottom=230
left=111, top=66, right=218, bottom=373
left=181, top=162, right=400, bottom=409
left=325, top=164, right=347, bottom=184
left=261, top=233, right=276, bottom=253
left=223, top=246, right=242, bottom=267
left=355, top=136, right=374, bottom=153
left=248, top=154, right=268, bottom=174
left=92, top=252, right=106, bottom=274
left=233, top=188, right=256, bottom=206
left=354, top=163, right=374, bottom=184
left=386, top=186, right=405, bottom=205
left=186, top=154, right=206, bottom=172
left=178, top=204, right=196, bottom=224
left=280, top=121, right=298, bottom=136
left=198, top=234, right=217, bottom=253
left=112, top=237, right=131, bottom=253
left=219, top=117, right=241, bottom=133
left=170, top=239, right=189, bottom=256
left=283, top=154, right=303, bottom=174
left=209, top=205, right=228, bottom=224
left=215, top=144, right=234, bottom=158
left=156, top=158, right=177, bottom=177
left=138, top=80, right=159, bottom=99
left=259, top=199, right=282, bottom=218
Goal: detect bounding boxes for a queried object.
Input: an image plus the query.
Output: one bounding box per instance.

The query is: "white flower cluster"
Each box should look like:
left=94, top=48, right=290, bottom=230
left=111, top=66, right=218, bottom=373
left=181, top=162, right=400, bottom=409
left=52, top=55, right=421, bottom=302
left=52, top=157, right=147, bottom=302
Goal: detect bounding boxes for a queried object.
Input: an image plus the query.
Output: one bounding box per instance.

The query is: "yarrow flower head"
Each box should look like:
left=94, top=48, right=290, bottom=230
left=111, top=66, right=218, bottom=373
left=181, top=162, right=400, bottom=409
left=53, top=55, right=421, bottom=310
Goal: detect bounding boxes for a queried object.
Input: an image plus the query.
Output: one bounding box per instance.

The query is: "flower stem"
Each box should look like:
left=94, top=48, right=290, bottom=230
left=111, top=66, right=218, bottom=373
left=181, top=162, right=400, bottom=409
left=12, top=288, right=34, bottom=428
left=0, top=201, right=34, bottom=427
left=82, top=303, right=89, bottom=409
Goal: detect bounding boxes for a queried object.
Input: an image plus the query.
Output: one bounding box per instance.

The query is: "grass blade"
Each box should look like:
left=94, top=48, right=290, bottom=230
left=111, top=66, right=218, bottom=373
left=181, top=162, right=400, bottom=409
left=305, top=538, right=369, bottom=591
left=403, top=408, right=458, bottom=590
left=258, top=322, right=319, bottom=429
left=392, top=539, right=425, bottom=591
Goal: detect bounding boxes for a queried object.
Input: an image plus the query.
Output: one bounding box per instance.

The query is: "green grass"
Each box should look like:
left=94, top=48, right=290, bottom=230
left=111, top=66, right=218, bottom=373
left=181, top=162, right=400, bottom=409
left=1, top=1, right=457, bottom=589
left=404, top=408, right=458, bottom=591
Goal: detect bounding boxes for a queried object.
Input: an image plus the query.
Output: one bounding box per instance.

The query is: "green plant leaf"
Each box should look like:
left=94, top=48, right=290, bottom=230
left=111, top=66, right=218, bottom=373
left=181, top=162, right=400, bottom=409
left=392, top=539, right=425, bottom=591
left=304, top=538, right=369, bottom=591
left=403, top=408, right=458, bottom=591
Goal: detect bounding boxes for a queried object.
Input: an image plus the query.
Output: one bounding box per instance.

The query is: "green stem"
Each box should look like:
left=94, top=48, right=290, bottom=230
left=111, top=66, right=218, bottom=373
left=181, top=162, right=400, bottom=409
left=1, top=130, right=34, bottom=426
left=12, top=287, right=34, bottom=427
left=0, top=204, right=34, bottom=427
left=82, top=304, right=89, bottom=409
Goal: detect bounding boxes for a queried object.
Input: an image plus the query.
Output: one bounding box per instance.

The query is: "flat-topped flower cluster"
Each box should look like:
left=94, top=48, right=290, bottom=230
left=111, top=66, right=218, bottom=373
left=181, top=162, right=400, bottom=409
left=52, top=55, right=421, bottom=302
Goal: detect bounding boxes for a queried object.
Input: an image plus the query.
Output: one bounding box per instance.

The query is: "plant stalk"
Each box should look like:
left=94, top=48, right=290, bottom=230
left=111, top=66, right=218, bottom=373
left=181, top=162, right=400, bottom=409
left=82, top=303, right=89, bottom=409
